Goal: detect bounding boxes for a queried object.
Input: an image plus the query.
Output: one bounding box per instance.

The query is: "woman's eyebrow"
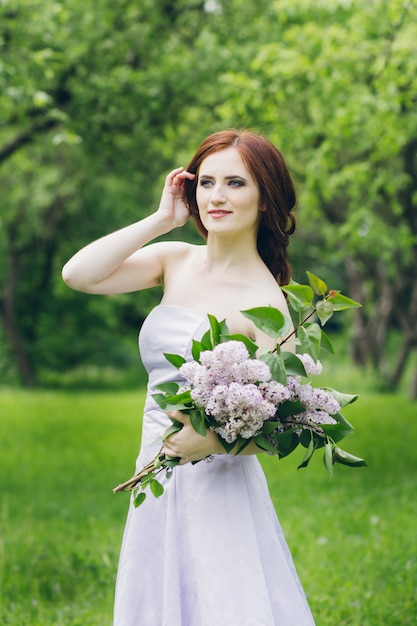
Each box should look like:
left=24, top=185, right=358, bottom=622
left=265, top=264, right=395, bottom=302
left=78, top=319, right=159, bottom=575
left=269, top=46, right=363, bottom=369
left=199, top=174, right=247, bottom=180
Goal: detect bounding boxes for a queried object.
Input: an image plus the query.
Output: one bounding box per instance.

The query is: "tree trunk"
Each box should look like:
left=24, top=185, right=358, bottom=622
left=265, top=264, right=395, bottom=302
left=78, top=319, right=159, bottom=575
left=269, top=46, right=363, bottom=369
left=388, top=336, right=413, bottom=391
left=0, top=247, right=36, bottom=386
left=344, top=256, right=373, bottom=366
left=409, top=358, right=417, bottom=400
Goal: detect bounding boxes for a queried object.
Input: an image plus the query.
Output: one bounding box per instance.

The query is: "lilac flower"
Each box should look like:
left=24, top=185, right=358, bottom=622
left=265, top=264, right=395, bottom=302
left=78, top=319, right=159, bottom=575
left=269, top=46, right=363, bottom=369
left=205, top=384, right=229, bottom=416
left=290, top=410, right=337, bottom=436
left=178, top=339, right=342, bottom=449
left=259, top=380, right=291, bottom=404
left=297, top=385, right=340, bottom=415
left=230, top=359, right=272, bottom=384
left=298, top=353, right=323, bottom=376
left=180, top=361, right=209, bottom=387
left=200, top=341, right=249, bottom=369
left=305, top=410, right=337, bottom=425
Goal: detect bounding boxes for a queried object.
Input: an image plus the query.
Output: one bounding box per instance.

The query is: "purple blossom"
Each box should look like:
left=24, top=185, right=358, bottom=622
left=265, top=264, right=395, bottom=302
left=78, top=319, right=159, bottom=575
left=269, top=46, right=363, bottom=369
left=298, top=353, right=323, bottom=376
left=177, top=339, right=342, bottom=448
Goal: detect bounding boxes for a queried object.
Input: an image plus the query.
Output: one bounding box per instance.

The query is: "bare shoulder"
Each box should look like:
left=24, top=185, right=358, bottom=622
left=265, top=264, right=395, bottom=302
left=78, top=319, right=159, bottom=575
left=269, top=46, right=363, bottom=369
left=143, top=240, right=194, bottom=257
left=145, top=240, right=204, bottom=287
left=153, top=240, right=202, bottom=268
left=130, top=240, right=197, bottom=269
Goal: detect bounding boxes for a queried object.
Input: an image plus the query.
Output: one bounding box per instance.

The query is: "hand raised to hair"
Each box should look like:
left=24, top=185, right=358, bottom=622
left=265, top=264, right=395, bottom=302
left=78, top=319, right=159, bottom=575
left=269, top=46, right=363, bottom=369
left=156, top=167, right=195, bottom=229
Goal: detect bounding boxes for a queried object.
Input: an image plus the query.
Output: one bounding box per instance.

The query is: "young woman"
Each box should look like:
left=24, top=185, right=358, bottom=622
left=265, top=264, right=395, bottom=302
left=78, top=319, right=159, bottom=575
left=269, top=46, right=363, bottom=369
left=62, top=130, right=316, bottom=625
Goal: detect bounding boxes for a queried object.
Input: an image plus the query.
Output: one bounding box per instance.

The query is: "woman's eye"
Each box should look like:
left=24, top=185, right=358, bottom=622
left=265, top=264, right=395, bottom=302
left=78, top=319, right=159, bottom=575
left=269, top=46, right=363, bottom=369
left=229, top=179, right=244, bottom=187
left=199, top=179, right=213, bottom=187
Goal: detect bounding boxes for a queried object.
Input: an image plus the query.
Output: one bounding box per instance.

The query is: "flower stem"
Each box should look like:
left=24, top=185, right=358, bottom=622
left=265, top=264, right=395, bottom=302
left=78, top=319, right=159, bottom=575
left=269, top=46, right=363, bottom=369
left=113, top=448, right=164, bottom=493
left=278, top=308, right=316, bottom=347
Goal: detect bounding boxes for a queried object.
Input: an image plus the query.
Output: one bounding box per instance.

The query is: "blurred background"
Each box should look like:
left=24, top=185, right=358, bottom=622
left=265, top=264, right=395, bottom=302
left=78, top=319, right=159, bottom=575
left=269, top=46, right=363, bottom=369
left=1, top=3, right=417, bottom=624
left=1, top=0, right=416, bottom=395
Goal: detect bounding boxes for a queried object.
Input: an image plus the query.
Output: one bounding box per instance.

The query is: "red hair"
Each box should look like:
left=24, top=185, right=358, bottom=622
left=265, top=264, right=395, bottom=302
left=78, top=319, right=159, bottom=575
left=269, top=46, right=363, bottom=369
left=184, top=129, right=296, bottom=285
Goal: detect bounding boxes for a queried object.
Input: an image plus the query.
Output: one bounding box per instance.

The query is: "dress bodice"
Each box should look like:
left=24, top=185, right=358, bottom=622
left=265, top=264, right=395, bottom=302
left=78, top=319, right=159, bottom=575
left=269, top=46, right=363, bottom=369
left=139, top=304, right=210, bottom=393
left=137, top=305, right=210, bottom=459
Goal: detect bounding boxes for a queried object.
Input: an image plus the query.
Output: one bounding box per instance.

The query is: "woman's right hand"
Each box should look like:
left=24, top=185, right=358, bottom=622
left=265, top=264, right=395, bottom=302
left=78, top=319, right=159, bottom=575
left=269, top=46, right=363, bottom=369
left=156, top=167, right=195, bottom=229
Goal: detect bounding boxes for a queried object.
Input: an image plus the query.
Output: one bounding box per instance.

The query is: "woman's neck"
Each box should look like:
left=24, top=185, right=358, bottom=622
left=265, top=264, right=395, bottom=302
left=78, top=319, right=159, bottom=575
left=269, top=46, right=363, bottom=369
left=203, top=232, right=261, bottom=273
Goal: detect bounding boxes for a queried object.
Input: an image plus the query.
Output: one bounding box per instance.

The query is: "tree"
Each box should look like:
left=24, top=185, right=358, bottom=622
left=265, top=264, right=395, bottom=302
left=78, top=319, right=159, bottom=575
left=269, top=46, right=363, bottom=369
left=1, top=0, right=416, bottom=394
left=0, top=0, right=226, bottom=384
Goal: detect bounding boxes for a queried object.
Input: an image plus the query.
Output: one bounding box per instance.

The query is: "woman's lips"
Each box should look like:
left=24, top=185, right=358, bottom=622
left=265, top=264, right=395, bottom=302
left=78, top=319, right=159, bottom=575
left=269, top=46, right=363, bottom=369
left=208, top=210, right=231, bottom=218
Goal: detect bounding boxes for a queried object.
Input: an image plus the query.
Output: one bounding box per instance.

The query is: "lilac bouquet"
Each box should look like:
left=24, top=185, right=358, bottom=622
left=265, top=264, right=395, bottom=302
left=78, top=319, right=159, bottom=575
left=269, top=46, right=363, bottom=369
left=114, top=272, right=366, bottom=507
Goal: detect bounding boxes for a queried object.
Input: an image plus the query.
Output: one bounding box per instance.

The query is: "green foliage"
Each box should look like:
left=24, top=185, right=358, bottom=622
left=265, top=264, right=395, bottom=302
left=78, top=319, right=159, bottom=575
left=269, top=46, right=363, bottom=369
left=1, top=0, right=416, bottom=389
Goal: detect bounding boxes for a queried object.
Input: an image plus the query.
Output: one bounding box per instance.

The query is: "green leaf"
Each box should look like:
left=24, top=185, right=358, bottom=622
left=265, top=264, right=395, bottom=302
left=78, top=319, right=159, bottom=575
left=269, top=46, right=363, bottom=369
left=234, top=436, right=252, bottom=455
left=139, top=472, right=155, bottom=487
left=323, top=441, right=334, bottom=479
left=163, top=457, right=181, bottom=468
left=324, top=388, right=359, bottom=409
left=208, top=313, right=224, bottom=347
left=319, top=328, right=335, bottom=354
left=300, top=428, right=325, bottom=449
left=327, top=293, right=362, bottom=311
left=162, top=419, right=183, bottom=440
left=297, top=323, right=321, bottom=361
left=261, top=420, right=282, bottom=435
left=331, top=411, right=355, bottom=431
left=333, top=446, right=367, bottom=467
left=306, top=271, right=328, bottom=296
left=163, top=390, right=193, bottom=405
left=283, top=352, right=308, bottom=377
left=156, top=382, right=180, bottom=395
left=133, top=491, right=146, bottom=508
left=281, top=283, right=314, bottom=310
left=253, top=434, right=277, bottom=453
left=200, top=328, right=214, bottom=351
left=298, top=435, right=316, bottom=469
left=283, top=290, right=311, bottom=314
left=217, top=435, right=237, bottom=454
left=241, top=307, right=292, bottom=339
left=150, top=479, right=164, bottom=498
left=152, top=393, right=169, bottom=409
left=189, top=408, right=207, bottom=437
left=259, top=351, right=286, bottom=384
left=316, top=299, right=334, bottom=326
left=320, top=422, right=354, bottom=442
left=277, top=399, right=305, bottom=418
left=163, top=353, right=186, bottom=368
left=274, top=430, right=299, bottom=457
left=191, top=339, right=205, bottom=361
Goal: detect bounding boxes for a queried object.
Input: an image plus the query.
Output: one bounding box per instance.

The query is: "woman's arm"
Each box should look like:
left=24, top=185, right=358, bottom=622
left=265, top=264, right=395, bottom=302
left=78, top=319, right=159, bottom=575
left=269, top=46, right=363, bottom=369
left=62, top=167, right=194, bottom=294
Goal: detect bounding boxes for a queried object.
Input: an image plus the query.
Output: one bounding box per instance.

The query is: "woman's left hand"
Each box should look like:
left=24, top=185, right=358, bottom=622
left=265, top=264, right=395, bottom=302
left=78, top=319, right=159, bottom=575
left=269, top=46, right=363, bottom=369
left=162, top=411, right=223, bottom=465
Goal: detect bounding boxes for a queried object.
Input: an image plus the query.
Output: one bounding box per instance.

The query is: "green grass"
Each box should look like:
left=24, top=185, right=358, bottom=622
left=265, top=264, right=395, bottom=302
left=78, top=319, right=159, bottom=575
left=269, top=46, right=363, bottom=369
left=0, top=383, right=416, bottom=625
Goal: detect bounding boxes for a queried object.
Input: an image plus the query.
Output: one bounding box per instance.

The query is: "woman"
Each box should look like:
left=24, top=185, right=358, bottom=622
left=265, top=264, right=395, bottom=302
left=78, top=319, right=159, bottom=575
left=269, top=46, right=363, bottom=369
left=62, top=130, right=316, bottom=625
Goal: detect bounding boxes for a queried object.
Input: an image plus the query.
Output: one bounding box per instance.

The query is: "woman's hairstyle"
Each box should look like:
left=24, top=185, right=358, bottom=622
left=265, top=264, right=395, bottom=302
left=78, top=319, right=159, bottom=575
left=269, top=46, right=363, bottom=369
left=184, top=129, right=296, bottom=285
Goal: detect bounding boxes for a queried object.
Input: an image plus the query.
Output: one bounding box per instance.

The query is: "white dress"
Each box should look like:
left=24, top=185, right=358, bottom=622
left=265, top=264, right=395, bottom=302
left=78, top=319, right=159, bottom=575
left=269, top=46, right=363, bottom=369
left=114, top=304, right=315, bottom=626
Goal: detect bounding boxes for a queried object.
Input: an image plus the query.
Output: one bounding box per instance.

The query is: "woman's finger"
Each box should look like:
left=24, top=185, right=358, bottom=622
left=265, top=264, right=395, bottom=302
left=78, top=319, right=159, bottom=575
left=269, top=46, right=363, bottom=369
left=167, top=410, right=190, bottom=425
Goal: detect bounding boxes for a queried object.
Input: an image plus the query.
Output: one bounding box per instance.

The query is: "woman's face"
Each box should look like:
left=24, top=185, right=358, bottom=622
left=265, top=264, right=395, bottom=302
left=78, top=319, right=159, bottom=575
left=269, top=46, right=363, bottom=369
left=196, top=147, right=263, bottom=237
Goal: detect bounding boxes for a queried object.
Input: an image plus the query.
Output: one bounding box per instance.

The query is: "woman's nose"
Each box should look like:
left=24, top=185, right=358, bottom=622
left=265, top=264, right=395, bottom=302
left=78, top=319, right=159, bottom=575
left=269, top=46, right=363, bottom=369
left=210, top=184, right=226, bottom=203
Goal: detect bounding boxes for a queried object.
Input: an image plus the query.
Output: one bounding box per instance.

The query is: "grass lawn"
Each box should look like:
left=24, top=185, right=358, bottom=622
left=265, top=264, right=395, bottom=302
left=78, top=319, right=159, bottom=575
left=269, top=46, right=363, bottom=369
left=0, top=377, right=416, bottom=625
